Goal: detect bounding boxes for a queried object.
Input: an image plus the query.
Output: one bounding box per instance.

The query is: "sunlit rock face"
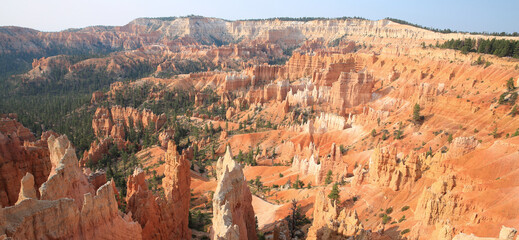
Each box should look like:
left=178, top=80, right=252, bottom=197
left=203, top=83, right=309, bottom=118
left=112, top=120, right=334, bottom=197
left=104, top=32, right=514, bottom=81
left=0, top=134, right=142, bottom=239
left=212, top=146, right=257, bottom=240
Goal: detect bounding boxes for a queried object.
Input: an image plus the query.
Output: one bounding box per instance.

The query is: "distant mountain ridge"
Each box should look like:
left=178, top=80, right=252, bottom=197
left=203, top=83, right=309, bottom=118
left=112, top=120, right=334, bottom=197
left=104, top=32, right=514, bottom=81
left=1, top=16, right=516, bottom=75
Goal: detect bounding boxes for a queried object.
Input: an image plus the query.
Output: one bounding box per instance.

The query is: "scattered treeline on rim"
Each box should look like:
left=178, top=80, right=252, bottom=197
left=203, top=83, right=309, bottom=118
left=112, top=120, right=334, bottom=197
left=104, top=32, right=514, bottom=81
left=386, top=18, right=519, bottom=37
left=145, top=15, right=370, bottom=22
left=240, top=16, right=368, bottom=22
left=439, top=38, right=519, bottom=58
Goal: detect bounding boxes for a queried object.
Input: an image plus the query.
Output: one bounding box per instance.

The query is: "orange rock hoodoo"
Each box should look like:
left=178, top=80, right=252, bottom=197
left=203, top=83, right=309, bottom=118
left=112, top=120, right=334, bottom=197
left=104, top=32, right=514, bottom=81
left=0, top=134, right=142, bottom=239
left=212, top=146, right=257, bottom=240
left=125, top=141, right=191, bottom=240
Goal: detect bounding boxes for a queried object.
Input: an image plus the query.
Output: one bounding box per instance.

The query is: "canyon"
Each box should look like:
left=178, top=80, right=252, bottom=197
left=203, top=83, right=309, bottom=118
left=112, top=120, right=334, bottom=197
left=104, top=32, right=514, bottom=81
left=1, top=16, right=519, bottom=240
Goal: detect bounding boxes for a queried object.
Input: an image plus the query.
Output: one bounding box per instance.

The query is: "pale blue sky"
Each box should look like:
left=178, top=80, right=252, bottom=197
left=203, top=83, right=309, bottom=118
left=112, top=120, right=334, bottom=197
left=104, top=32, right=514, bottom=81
left=1, top=0, right=518, bottom=33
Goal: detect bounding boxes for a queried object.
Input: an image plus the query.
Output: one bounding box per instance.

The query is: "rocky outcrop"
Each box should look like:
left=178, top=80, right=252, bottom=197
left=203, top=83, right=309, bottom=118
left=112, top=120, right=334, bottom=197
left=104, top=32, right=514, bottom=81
left=307, top=189, right=369, bottom=240
left=221, top=73, right=252, bottom=92
left=125, top=141, right=191, bottom=240
left=313, top=113, right=348, bottom=133
left=86, top=169, right=108, bottom=191
left=330, top=70, right=374, bottom=114
left=313, top=61, right=358, bottom=87
left=110, top=106, right=166, bottom=132
left=158, top=128, right=175, bottom=148
left=288, top=142, right=346, bottom=185
left=317, top=143, right=348, bottom=185
left=92, top=106, right=166, bottom=140
left=0, top=117, right=35, bottom=142
left=81, top=137, right=112, bottom=167
left=452, top=226, right=517, bottom=240
left=1, top=197, right=81, bottom=239
left=90, top=106, right=166, bottom=140
left=162, top=141, right=191, bottom=239
left=40, top=135, right=95, bottom=209
left=368, top=146, right=424, bottom=191
left=286, top=85, right=314, bottom=107
left=126, top=168, right=164, bottom=239
left=0, top=117, right=51, bottom=207
left=19, top=55, right=74, bottom=84
left=81, top=106, right=166, bottom=166
left=245, top=65, right=286, bottom=85
left=285, top=52, right=332, bottom=80
left=269, top=80, right=290, bottom=102
left=226, top=107, right=236, bottom=120
left=291, top=154, right=321, bottom=183
left=79, top=181, right=141, bottom=239
left=243, top=79, right=290, bottom=104
left=291, top=112, right=349, bottom=134
left=446, top=136, right=479, bottom=158
left=91, top=91, right=105, bottom=104
left=1, top=180, right=142, bottom=240
left=16, top=173, right=37, bottom=204
left=212, top=146, right=257, bottom=240
left=415, top=175, right=467, bottom=225
left=0, top=133, right=142, bottom=239
left=351, top=164, right=366, bottom=187
left=91, top=107, right=115, bottom=139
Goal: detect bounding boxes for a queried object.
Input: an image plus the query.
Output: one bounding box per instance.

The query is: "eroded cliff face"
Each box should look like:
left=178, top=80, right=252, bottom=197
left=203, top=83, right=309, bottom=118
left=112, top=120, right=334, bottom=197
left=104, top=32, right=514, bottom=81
left=307, top=189, right=369, bottom=240
left=0, top=25, right=151, bottom=56
left=0, top=117, right=52, bottom=207
left=330, top=71, right=374, bottom=114
left=2, top=17, right=501, bottom=57
left=91, top=106, right=166, bottom=140
left=81, top=106, right=167, bottom=166
left=126, top=168, right=163, bottom=239
left=452, top=226, right=517, bottom=240
left=414, top=175, right=469, bottom=226
left=0, top=133, right=142, bottom=239
left=291, top=154, right=321, bottom=183
left=110, top=106, right=167, bottom=133
left=125, top=141, right=191, bottom=240
left=317, top=143, right=349, bottom=185
left=41, top=135, right=95, bottom=209
left=212, top=146, right=257, bottom=240
left=162, top=141, right=191, bottom=239
left=1, top=180, right=142, bottom=240
left=368, top=146, right=425, bottom=191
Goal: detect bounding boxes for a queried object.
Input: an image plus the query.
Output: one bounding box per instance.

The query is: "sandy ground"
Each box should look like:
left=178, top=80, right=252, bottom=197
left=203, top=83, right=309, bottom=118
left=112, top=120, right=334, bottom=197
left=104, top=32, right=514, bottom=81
left=252, top=196, right=282, bottom=228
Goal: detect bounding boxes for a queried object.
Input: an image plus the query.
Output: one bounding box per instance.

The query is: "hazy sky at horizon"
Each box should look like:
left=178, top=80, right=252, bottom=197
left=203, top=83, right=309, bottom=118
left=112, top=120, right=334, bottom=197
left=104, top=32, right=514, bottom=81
left=1, top=0, right=518, bottom=33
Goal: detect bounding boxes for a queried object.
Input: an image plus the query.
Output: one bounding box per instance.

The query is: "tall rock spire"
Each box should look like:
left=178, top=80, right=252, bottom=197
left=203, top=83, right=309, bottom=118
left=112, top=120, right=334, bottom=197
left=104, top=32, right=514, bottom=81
left=212, top=146, right=257, bottom=240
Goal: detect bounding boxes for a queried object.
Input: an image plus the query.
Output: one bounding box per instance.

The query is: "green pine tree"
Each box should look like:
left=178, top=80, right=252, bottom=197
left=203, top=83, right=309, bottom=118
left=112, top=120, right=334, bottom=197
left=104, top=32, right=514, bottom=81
left=328, top=183, right=340, bottom=204
left=507, top=77, right=515, bottom=91
left=325, top=170, right=333, bottom=184
left=413, top=103, right=421, bottom=122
